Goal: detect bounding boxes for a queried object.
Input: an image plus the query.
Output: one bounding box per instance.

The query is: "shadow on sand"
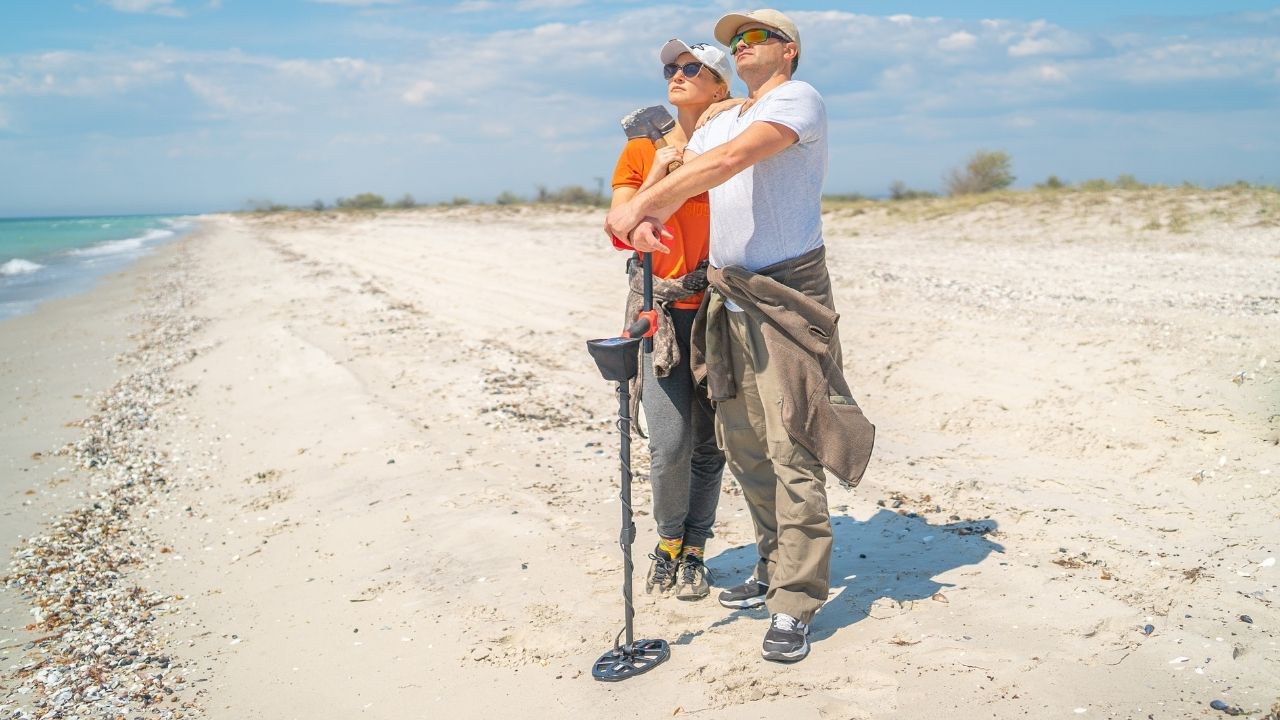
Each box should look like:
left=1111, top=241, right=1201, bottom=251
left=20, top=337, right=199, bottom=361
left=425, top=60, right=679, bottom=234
left=688, top=508, right=1004, bottom=643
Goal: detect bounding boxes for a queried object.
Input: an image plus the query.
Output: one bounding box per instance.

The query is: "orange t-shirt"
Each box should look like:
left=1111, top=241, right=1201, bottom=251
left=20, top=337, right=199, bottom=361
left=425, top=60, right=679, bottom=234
left=610, top=137, right=710, bottom=310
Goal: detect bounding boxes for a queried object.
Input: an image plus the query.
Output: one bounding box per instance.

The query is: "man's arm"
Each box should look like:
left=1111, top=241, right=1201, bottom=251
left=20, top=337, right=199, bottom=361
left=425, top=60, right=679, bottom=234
left=638, top=147, right=702, bottom=227
left=604, top=121, right=799, bottom=251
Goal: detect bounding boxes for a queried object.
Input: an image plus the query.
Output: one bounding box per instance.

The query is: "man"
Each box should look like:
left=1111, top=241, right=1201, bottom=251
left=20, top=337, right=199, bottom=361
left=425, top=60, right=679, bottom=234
left=604, top=9, right=874, bottom=663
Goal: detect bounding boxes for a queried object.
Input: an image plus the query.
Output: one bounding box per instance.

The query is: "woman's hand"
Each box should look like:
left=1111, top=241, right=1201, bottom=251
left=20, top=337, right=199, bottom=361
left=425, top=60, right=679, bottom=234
left=640, top=146, right=683, bottom=190
left=654, top=146, right=682, bottom=172
left=696, top=98, right=746, bottom=129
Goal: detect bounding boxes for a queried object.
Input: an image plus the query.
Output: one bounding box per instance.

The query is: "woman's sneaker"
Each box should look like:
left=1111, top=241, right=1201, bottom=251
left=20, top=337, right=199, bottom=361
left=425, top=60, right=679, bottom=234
left=675, top=554, right=711, bottom=601
left=718, top=577, right=768, bottom=608
left=761, top=613, right=810, bottom=662
left=645, top=552, right=678, bottom=594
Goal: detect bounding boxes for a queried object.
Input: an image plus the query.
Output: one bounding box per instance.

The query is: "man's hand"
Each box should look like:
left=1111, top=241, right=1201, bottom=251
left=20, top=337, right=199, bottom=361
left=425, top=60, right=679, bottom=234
left=604, top=199, right=644, bottom=246
left=628, top=219, right=672, bottom=254
left=605, top=200, right=671, bottom=253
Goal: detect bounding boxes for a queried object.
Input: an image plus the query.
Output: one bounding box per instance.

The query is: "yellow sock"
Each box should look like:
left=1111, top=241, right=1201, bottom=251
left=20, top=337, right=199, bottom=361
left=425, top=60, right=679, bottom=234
left=682, top=544, right=704, bottom=560
left=657, top=536, right=684, bottom=561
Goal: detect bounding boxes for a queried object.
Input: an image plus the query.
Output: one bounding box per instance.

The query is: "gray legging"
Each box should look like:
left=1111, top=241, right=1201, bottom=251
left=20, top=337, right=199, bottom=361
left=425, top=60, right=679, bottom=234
left=641, top=307, right=726, bottom=546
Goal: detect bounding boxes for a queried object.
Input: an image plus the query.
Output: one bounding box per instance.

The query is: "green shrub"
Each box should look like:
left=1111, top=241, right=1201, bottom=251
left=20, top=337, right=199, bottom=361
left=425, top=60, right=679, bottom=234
left=1115, top=174, right=1144, bottom=190
left=536, top=184, right=604, bottom=206
left=945, top=150, right=1015, bottom=195
left=1036, top=175, right=1066, bottom=190
left=245, top=198, right=291, bottom=212
left=336, top=193, right=386, bottom=210
left=889, top=180, right=937, bottom=200
left=1215, top=180, right=1253, bottom=192
left=393, top=194, right=417, bottom=209
left=495, top=191, right=524, bottom=205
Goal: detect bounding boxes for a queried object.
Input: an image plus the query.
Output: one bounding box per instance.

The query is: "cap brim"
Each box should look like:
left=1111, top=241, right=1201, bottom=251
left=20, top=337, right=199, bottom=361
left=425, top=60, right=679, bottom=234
left=659, top=38, right=694, bottom=64
left=714, top=13, right=757, bottom=47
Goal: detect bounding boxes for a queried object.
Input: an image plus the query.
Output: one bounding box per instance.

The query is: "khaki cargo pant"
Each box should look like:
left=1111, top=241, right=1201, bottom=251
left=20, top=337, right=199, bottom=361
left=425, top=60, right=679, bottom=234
left=714, top=307, right=832, bottom=624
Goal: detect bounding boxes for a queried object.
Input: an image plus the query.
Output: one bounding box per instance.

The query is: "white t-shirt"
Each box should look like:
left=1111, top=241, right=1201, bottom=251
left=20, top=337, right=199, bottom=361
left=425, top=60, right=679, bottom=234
left=686, top=79, right=827, bottom=272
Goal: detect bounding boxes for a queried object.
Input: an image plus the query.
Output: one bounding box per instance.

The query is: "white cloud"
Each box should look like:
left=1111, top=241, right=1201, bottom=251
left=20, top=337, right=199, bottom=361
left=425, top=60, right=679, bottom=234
left=276, top=57, right=383, bottom=88
left=1007, top=20, right=1090, bottom=57
left=329, top=132, right=390, bottom=146
left=1107, top=37, right=1280, bottom=83
left=1038, top=64, right=1068, bottom=83
left=939, top=31, right=977, bottom=51
left=517, top=0, right=587, bottom=8
left=479, top=123, right=513, bottom=137
left=183, top=73, right=291, bottom=115
left=451, top=0, right=496, bottom=11
left=101, top=0, right=185, bottom=17
left=1106, top=32, right=1150, bottom=50
left=0, top=50, right=176, bottom=97
left=1008, top=37, right=1060, bottom=57
left=308, top=0, right=401, bottom=5
left=794, top=10, right=1279, bottom=126
left=0, top=47, right=395, bottom=115
left=379, top=13, right=640, bottom=105
left=879, top=64, right=918, bottom=89
left=182, top=73, right=239, bottom=112
left=401, top=80, right=437, bottom=105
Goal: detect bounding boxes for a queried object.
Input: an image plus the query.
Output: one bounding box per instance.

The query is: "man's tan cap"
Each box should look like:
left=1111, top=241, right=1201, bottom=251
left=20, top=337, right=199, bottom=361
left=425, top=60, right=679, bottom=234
left=714, top=8, right=801, bottom=58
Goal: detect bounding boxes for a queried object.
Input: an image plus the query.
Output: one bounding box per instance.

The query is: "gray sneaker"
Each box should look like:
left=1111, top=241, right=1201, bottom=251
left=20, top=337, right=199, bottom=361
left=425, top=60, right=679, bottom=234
left=761, top=613, right=810, bottom=662
left=675, top=554, right=711, bottom=601
left=644, top=552, right=678, bottom=594
left=718, top=576, right=768, bottom=609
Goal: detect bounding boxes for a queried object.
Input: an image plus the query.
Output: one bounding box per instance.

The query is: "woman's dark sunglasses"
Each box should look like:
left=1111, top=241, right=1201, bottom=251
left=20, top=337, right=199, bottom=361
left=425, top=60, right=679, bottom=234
left=730, top=28, right=791, bottom=54
left=663, top=61, right=720, bottom=82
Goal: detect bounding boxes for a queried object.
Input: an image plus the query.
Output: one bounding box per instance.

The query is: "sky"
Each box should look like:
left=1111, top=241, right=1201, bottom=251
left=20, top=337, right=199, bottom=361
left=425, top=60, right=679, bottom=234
left=1, top=1, right=1278, bottom=216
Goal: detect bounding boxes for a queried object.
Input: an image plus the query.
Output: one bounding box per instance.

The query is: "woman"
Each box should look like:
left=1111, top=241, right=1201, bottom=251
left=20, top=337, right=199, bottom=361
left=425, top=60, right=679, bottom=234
left=608, top=39, right=735, bottom=601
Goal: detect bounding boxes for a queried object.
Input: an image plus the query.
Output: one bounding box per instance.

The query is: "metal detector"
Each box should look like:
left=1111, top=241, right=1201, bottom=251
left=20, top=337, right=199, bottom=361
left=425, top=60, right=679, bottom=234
left=585, top=251, right=670, bottom=682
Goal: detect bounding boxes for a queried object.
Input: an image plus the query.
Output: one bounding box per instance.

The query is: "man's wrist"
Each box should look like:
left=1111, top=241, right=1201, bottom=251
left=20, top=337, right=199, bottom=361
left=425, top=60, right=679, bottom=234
left=630, top=189, right=655, bottom=219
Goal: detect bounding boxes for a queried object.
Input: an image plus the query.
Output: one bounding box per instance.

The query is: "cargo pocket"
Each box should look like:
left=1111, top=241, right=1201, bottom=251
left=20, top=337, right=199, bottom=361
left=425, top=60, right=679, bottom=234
left=766, top=402, right=822, bottom=467
left=713, top=404, right=757, bottom=455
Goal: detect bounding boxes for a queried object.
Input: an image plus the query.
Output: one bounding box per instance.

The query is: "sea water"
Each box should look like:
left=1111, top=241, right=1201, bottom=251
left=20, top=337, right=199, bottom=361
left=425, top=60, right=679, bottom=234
left=0, top=214, right=194, bottom=320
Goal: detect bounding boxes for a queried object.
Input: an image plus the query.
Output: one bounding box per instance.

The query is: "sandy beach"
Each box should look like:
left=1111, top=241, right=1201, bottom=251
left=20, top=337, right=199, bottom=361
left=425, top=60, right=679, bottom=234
left=2, top=190, right=1278, bottom=719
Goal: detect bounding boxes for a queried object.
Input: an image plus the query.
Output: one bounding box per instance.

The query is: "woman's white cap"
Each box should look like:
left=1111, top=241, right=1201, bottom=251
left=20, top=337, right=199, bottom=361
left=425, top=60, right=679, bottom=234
left=659, top=39, right=732, bottom=82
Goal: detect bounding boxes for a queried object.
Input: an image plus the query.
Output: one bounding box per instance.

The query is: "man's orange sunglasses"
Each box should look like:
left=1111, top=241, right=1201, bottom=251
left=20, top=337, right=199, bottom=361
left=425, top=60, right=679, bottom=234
left=729, top=28, right=791, bottom=55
